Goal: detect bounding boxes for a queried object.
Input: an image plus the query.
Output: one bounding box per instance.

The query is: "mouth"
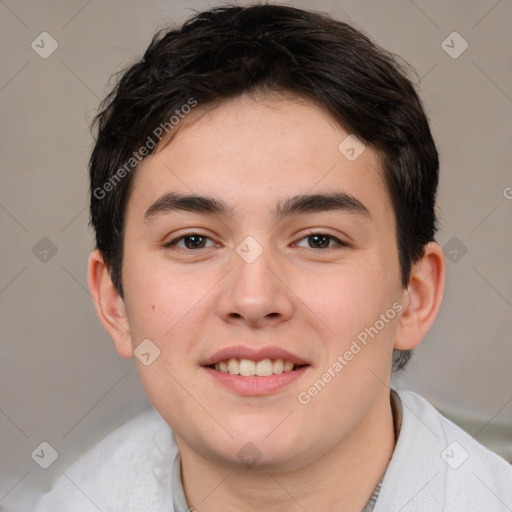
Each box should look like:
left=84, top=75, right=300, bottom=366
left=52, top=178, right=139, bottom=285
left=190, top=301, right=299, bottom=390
left=207, top=358, right=308, bottom=377
left=201, top=346, right=310, bottom=395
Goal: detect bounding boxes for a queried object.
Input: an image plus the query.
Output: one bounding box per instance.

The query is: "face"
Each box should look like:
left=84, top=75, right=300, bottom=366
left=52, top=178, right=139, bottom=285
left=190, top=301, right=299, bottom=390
left=120, top=93, right=406, bottom=471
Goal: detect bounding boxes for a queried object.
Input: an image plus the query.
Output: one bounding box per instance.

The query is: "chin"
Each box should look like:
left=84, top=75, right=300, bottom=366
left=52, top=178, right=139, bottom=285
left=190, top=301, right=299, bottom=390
left=200, top=426, right=310, bottom=472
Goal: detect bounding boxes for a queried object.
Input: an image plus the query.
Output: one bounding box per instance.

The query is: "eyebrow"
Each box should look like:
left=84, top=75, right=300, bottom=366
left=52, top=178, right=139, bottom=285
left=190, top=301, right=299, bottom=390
left=144, top=191, right=371, bottom=221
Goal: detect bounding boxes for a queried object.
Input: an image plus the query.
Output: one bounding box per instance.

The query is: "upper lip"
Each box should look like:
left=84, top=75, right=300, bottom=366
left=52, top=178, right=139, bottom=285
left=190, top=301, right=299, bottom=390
left=202, top=345, right=309, bottom=366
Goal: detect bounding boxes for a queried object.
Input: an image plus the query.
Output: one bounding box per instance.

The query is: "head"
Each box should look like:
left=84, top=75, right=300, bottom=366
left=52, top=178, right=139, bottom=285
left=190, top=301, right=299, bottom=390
left=88, top=4, right=444, bottom=471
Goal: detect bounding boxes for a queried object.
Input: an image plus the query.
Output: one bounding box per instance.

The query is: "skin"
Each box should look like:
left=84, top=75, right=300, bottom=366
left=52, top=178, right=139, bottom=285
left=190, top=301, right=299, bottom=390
left=88, top=92, right=445, bottom=511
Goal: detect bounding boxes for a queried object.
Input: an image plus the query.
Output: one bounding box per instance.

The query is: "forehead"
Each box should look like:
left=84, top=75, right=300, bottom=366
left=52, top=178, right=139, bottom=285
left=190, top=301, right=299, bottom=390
left=128, top=93, right=392, bottom=223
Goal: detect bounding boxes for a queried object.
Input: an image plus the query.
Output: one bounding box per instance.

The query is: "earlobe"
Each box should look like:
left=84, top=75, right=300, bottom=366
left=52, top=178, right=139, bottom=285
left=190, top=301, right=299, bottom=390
left=87, top=249, right=133, bottom=359
left=394, top=242, right=445, bottom=351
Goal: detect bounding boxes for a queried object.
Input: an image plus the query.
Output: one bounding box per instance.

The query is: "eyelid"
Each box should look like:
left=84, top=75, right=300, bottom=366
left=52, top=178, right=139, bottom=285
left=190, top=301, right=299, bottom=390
left=162, top=229, right=349, bottom=250
left=293, top=230, right=349, bottom=249
left=163, top=231, right=218, bottom=248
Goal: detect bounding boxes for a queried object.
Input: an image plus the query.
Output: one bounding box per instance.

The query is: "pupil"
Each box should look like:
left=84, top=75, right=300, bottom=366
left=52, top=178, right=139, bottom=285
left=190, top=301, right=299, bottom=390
left=185, top=235, right=205, bottom=249
left=310, top=235, right=329, bottom=248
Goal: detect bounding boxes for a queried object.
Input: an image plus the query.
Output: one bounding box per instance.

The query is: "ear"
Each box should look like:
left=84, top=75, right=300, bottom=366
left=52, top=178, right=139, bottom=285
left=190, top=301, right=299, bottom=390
left=394, top=242, right=445, bottom=350
left=87, top=249, right=133, bottom=359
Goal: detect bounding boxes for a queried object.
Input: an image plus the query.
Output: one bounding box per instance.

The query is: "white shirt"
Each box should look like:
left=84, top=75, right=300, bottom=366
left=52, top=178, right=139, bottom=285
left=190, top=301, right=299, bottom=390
left=35, top=390, right=512, bottom=511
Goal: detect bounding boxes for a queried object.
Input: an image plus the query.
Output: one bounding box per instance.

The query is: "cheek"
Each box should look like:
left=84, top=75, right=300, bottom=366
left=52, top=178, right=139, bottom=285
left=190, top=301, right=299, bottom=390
left=123, top=255, right=204, bottom=341
left=297, top=263, right=378, bottom=326
left=296, top=259, right=400, bottom=356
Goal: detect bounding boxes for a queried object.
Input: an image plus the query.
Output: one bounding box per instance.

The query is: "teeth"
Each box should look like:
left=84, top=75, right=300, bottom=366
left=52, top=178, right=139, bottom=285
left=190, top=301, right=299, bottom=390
left=283, top=361, right=294, bottom=372
left=227, top=358, right=239, bottom=374
left=273, top=358, right=283, bottom=374
left=255, top=359, right=273, bottom=377
left=216, top=357, right=299, bottom=376
left=239, top=359, right=256, bottom=376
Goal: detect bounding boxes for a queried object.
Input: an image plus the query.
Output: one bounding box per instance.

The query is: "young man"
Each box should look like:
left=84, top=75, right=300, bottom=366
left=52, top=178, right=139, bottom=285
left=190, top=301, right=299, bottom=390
left=37, top=4, right=511, bottom=511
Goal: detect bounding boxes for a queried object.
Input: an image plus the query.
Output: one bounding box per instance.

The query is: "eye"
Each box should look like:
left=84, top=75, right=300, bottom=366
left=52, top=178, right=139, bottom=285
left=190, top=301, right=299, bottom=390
left=164, top=233, right=216, bottom=250
left=294, top=232, right=346, bottom=250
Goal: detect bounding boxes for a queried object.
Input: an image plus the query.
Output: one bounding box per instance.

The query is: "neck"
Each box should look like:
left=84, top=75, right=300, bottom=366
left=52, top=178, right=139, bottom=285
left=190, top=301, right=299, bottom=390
left=176, top=390, right=396, bottom=512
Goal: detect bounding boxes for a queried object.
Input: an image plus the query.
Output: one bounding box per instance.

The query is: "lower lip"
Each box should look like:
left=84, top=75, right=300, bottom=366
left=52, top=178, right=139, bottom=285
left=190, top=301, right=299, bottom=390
left=203, top=366, right=309, bottom=396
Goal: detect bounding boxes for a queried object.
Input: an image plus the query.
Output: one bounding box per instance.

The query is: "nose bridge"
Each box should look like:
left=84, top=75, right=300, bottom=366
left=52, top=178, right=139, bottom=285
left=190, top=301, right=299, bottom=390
left=234, top=238, right=276, bottom=291
left=217, top=236, right=294, bottom=326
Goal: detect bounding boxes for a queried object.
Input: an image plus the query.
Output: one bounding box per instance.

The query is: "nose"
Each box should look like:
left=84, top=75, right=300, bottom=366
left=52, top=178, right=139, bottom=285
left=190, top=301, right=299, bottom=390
left=215, top=242, right=295, bottom=328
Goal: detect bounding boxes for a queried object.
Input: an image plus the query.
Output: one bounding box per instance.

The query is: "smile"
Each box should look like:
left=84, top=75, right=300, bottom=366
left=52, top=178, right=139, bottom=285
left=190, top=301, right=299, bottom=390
left=201, top=345, right=310, bottom=395
left=209, top=358, right=304, bottom=377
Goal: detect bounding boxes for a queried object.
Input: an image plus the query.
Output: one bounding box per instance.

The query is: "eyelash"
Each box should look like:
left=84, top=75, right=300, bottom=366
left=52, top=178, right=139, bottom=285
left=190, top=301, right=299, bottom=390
left=164, top=231, right=348, bottom=251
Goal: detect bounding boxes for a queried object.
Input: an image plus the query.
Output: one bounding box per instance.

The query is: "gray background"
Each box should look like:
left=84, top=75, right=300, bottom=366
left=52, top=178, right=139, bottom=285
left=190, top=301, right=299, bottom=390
left=1, top=0, right=511, bottom=510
